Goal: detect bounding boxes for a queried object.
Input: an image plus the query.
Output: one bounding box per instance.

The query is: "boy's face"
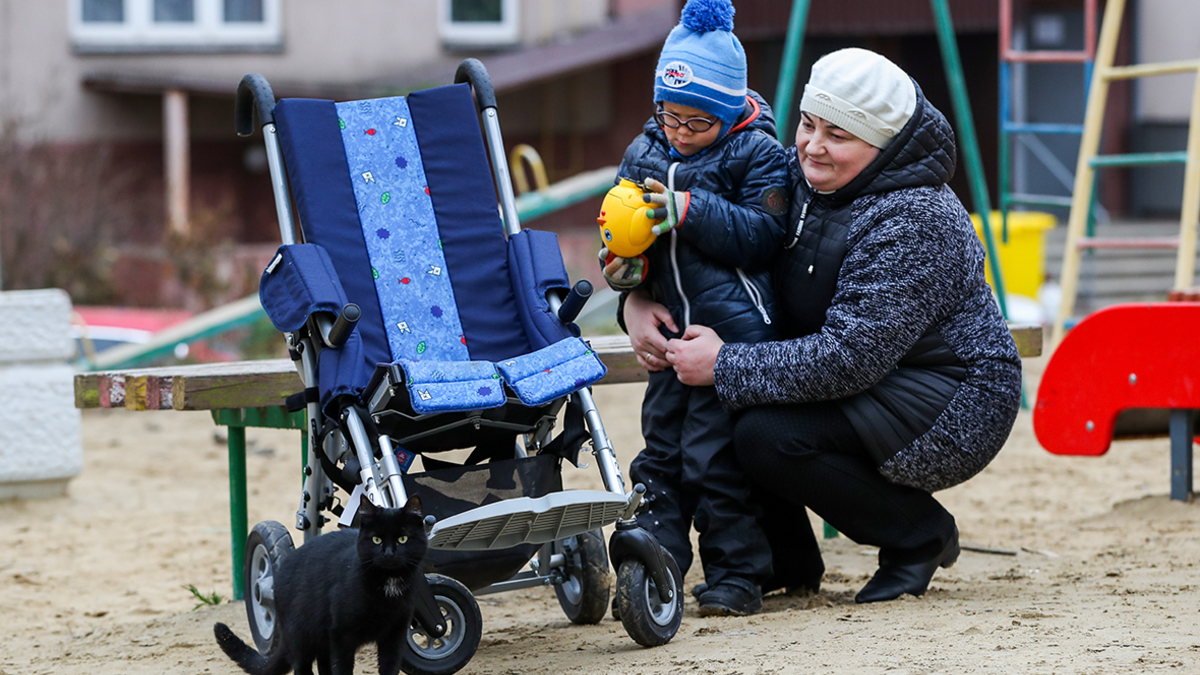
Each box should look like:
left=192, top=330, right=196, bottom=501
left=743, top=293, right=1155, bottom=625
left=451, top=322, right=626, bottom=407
left=794, top=111, right=880, bottom=192
left=657, top=102, right=723, bottom=157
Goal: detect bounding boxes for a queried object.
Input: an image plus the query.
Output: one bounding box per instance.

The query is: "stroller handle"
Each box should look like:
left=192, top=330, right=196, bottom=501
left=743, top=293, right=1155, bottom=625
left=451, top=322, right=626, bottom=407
left=557, top=280, right=593, bottom=324
left=455, top=58, right=520, bottom=236
left=325, top=303, right=361, bottom=349
left=454, top=59, right=497, bottom=113
left=236, top=73, right=276, bottom=137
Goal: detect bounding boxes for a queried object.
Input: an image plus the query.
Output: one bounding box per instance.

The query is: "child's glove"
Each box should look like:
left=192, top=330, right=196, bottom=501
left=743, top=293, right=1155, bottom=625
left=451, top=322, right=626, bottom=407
left=598, top=247, right=648, bottom=291
left=643, top=177, right=691, bottom=236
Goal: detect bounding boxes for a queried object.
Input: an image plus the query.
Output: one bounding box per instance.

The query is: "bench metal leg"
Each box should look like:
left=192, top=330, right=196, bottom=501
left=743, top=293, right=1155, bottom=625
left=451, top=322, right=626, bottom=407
left=1169, top=409, right=1195, bottom=502
left=227, top=426, right=248, bottom=600
left=214, top=407, right=308, bottom=601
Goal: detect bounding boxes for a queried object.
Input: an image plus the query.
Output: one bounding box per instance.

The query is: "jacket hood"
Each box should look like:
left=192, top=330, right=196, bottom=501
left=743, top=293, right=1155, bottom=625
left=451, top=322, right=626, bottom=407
left=825, top=81, right=957, bottom=202
left=642, top=89, right=778, bottom=150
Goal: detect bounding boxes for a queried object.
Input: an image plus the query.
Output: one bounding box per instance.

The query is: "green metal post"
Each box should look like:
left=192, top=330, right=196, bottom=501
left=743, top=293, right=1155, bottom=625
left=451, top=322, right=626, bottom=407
left=999, top=132, right=1011, bottom=244
left=214, top=406, right=307, bottom=601
left=929, top=0, right=1010, bottom=319
left=227, top=425, right=248, bottom=601
left=773, top=0, right=812, bottom=144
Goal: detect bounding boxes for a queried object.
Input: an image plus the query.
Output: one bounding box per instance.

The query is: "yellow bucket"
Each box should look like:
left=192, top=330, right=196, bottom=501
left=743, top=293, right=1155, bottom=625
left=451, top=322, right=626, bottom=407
left=971, top=211, right=1055, bottom=298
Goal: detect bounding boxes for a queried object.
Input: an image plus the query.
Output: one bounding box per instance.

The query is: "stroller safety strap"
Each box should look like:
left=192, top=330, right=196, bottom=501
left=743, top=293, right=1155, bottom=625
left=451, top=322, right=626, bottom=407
left=495, top=336, right=606, bottom=406
left=398, top=336, right=607, bottom=413
left=399, top=359, right=506, bottom=414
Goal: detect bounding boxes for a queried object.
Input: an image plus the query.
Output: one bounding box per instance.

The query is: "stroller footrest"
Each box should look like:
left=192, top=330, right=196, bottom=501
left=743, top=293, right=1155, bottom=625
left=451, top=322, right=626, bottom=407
left=428, top=490, right=627, bottom=551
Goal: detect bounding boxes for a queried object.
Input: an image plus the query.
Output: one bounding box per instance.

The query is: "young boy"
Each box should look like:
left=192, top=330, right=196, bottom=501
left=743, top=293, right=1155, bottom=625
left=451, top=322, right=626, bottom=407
left=600, top=0, right=790, bottom=617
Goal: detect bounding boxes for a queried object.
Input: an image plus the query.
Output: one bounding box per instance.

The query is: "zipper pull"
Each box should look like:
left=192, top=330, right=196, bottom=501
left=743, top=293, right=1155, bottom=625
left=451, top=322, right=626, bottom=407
left=784, top=197, right=811, bottom=249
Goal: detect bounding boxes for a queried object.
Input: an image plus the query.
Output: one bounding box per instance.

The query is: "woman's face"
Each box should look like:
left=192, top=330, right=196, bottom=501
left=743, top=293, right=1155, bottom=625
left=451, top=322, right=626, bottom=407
left=794, top=112, right=881, bottom=192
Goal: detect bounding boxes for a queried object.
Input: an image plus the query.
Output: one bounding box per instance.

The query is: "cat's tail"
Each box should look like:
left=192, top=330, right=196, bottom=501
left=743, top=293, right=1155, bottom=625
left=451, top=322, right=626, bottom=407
left=213, top=622, right=288, bottom=675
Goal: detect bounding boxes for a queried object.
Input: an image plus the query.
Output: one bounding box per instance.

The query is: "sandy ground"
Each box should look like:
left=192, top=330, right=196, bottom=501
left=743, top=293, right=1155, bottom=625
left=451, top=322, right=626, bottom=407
left=3, top=352, right=1200, bottom=675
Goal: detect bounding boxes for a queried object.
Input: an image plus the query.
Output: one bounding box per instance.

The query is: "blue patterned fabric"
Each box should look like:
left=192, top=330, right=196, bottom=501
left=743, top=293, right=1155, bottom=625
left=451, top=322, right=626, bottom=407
left=398, top=359, right=506, bottom=414
left=335, top=96, right=470, bottom=364
left=495, top=338, right=607, bottom=406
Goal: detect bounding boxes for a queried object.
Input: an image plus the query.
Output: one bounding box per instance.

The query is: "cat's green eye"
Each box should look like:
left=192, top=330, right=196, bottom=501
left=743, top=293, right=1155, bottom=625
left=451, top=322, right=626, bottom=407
left=372, top=536, right=382, bottom=545
left=398, top=535, right=408, bottom=544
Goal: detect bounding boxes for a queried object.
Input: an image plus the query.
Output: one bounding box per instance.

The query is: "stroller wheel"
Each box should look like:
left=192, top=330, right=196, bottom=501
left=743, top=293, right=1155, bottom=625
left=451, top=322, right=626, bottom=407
left=614, top=547, right=683, bottom=647
left=401, top=574, right=482, bottom=675
left=243, top=521, right=294, bottom=656
left=553, top=529, right=611, bottom=625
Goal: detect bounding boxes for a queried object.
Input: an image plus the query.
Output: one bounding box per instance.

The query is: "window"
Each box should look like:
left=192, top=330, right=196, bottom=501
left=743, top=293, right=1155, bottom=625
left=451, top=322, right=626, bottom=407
left=71, top=0, right=281, bottom=52
left=438, top=0, right=520, bottom=48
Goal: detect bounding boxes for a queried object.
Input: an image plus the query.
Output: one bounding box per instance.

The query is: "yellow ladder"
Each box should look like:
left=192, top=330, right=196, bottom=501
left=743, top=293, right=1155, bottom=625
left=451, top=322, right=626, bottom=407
left=1051, top=0, right=1200, bottom=347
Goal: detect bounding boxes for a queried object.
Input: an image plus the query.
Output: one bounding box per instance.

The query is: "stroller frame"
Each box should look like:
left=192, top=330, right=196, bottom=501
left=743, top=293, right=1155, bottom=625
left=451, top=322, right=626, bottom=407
left=235, top=59, right=682, bottom=673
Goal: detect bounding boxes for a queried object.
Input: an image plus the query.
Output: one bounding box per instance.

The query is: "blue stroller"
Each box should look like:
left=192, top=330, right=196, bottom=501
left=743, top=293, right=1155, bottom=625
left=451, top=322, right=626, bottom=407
left=235, top=59, right=682, bottom=674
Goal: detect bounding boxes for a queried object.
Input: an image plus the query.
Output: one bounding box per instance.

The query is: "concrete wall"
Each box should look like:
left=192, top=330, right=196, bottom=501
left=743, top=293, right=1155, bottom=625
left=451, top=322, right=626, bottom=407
left=1130, top=0, right=1198, bottom=213
left=521, top=0, right=609, bottom=45
left=1135, top=0, right=1199, bottom=122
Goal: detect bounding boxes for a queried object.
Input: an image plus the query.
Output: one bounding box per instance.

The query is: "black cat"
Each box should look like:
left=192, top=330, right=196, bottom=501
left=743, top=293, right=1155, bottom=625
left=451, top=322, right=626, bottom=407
left=214, top=496, right=428, bottom=675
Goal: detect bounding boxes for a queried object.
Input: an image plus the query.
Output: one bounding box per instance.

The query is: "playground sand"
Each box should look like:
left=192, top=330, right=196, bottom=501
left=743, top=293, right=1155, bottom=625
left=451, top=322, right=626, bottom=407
left=3, top=354, right=1199, bottom=674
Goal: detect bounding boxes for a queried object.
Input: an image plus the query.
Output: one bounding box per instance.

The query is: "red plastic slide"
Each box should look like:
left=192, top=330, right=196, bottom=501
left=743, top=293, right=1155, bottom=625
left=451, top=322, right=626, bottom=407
left=1034, top=302, right=1200, bottom=456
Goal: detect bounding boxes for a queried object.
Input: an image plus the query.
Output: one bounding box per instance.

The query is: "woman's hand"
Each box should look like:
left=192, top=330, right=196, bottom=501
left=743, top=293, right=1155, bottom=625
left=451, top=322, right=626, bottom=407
left=624, top=290, right=677, bottom=371
left=666, top=325, right=724, bottom=386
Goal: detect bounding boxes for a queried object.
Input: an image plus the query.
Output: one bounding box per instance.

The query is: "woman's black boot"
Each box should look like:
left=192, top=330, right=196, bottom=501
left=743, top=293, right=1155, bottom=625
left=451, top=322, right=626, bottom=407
left=855, top=528, right=960, bottom=604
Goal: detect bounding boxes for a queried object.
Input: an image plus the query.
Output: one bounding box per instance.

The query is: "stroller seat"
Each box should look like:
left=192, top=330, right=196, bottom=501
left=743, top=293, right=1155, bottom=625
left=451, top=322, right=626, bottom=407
left=258, top=82, right=621, bottom=550
left=239, top=60, right=684, bottom=669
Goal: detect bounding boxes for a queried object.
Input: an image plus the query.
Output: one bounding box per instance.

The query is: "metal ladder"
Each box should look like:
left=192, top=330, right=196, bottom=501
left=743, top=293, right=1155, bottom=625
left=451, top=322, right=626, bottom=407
left=997, top=0, right=1097, bottom=227
left=1051, top=0, right=1200, bottom=347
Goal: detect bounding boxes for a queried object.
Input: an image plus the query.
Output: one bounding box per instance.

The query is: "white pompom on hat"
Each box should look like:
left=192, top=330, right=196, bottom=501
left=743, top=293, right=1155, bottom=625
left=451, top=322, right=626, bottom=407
left=800, top=48, right=917, bottom=149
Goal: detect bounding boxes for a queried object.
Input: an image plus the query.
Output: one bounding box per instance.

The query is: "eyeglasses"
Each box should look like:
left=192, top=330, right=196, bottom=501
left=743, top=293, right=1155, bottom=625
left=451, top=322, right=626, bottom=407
left=654, top=107, right=719, bottom=133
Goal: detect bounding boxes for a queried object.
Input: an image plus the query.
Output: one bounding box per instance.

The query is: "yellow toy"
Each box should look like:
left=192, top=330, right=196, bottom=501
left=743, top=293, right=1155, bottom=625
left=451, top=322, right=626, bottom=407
left=597, top=179, right=661, bottom=258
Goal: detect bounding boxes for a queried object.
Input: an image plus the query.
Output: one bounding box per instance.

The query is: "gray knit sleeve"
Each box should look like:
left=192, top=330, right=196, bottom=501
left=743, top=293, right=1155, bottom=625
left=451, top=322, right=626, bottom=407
left=714, top=186, right=985, bottom=410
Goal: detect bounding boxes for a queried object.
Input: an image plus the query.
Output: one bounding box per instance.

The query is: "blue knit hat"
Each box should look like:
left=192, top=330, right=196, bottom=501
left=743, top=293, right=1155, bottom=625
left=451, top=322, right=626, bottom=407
left=654, top=0, right=747, bottom=126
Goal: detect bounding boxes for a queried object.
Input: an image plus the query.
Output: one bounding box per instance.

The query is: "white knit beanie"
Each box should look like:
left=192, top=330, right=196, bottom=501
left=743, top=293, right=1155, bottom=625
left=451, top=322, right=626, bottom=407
left=800, top=48, right=917, bottom=149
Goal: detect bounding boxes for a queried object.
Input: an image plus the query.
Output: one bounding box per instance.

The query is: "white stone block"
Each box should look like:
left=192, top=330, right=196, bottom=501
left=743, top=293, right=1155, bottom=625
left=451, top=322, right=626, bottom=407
left=0, top=289, right=82, bottom=499
left=0, top=289, right=75, bottom=363
left=0, top=363, right=82, bottom=498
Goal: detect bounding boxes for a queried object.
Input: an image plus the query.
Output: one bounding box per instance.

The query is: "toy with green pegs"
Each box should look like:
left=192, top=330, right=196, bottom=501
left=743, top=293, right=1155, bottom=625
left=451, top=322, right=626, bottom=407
left=597, top=178, right=663, bottom=258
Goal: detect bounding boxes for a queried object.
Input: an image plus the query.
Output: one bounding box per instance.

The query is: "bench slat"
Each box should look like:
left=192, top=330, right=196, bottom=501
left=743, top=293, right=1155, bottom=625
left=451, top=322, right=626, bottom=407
left=76, top=325, right=1044, bottom=411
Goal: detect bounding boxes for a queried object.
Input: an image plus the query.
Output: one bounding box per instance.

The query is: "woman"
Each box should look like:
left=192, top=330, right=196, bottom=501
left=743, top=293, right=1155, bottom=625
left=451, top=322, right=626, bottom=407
left=629, top=47, right=1022, bottom=603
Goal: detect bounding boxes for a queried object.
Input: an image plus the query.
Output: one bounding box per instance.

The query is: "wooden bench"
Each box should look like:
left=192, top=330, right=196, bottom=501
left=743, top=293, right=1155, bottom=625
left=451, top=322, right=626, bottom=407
left=75, top=326, right=1044, bottom=597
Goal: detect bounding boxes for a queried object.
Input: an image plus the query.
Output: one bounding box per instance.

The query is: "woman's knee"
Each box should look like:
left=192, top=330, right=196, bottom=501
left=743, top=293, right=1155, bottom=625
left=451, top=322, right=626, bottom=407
left=733, top=406, right=823, bottom=473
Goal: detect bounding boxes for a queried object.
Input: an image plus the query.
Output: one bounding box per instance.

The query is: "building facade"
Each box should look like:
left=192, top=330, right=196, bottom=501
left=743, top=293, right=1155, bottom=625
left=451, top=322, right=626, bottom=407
left=0, top=0, right=1190, bottom=308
